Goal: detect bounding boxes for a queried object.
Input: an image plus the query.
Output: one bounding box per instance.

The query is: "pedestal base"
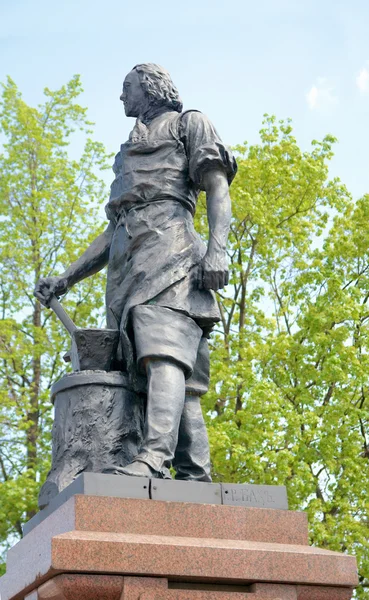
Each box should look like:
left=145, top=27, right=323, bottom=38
left=0, top=489, right=358, bottom=600
left=27, top=575, right=354, bottom=600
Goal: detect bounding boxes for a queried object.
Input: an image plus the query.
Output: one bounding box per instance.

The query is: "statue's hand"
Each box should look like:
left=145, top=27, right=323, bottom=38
left=198, top=249, right=229, bottom=291
left=34, top=276, right=69, bottom=307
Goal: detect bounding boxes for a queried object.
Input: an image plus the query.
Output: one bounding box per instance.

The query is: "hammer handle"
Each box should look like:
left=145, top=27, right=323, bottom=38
left=49, top=295, right=78, bottom=336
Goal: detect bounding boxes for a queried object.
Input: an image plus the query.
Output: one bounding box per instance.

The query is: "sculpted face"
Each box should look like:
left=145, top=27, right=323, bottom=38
left=120, top=69, right=146, bottom=117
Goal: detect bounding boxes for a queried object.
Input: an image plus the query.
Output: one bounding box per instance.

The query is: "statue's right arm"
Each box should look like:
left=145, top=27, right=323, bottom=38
left=34, top=221, right=114, bottom=307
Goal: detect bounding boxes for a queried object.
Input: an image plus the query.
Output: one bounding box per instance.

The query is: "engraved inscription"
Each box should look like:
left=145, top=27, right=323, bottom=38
left=229, top=487, right=276, bottom=506
left=221, top=483, right=288, bottom=509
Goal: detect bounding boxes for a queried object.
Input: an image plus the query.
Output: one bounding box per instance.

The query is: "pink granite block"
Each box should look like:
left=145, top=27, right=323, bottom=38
left=250, top=583, right=297, bottom=599
left=140, top=593, right=249, bottom=599
left=0, top=496, right=357, bottom=600
left=297, top=585, right=354, bottom=600
left=73, top=495, right=309, bottom=545
left=37, top=578, right=65, bottom=600
left=122, top=576, right=168, bottom=600
left=38, top=574, right=125, bottom=600
left=51, top=530, right=358, bottom=588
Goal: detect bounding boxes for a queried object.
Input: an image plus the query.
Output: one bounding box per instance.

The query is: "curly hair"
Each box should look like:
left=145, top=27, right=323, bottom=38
left=133, top=63, right=183, bottom=113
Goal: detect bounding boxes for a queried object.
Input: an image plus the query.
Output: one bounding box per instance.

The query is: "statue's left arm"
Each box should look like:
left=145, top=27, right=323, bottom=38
left=200, top=168, right=231, bottom=291
left=180, top=110, right=237, bottom=291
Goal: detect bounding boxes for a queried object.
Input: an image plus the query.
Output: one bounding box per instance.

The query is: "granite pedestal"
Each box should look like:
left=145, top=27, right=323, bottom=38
left=0, top=476, right=358, bottom=600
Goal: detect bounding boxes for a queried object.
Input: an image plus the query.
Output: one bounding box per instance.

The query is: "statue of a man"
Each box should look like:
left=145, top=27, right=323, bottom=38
left=35, top=64, right=237, bottom=481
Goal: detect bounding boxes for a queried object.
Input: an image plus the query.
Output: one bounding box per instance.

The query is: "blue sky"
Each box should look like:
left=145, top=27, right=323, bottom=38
left=1, top=0, right=369, bottom=200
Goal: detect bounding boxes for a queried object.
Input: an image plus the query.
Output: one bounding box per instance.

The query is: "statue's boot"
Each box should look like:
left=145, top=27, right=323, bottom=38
left=119, top=459, right=171, bottom=479
left=121, top=359, right=186, bottom=479
left=173, top=394, right=212, bottom=482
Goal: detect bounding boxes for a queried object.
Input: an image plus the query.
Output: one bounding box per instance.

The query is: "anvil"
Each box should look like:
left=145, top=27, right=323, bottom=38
left=49, top=295, right=119, bottom=372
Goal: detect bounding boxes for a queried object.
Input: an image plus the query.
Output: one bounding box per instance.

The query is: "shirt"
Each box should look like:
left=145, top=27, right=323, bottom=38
left=106, top=109, right=237, bottom=221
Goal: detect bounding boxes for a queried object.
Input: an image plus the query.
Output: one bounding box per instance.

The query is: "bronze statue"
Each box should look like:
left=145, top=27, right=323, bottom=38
left=35, top=64, right=236, bottom=483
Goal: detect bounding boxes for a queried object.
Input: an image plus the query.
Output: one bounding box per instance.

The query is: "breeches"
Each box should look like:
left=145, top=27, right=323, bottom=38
left=132, top=304, right=210, bottom=395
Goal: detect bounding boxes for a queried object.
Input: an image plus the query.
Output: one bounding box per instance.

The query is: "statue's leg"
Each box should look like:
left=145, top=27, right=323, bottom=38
left=173, top=394, right=212, bottom=482
left=173, top=337, right=212, bottom=481
left=122, top=359, right=186, bottom=478
left=121, top=305, right=203, bottom=478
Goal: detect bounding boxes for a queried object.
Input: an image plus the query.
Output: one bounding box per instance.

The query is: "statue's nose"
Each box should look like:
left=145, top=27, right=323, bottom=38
left=120, top=92, right=125, bottom=102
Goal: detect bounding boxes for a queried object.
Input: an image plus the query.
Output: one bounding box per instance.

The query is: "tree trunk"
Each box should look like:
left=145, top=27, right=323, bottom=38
left=26, top=299, right=41, bottom=520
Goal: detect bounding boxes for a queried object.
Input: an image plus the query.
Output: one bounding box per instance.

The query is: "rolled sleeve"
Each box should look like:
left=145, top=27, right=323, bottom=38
left=180, top=110, right=237, bottom=190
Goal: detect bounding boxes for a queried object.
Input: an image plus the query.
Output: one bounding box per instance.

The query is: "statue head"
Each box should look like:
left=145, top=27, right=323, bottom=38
left=120, top=63, right=183, bottom=118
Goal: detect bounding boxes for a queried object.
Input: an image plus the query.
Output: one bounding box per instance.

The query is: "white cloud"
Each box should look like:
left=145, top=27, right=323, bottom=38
left=306, top=86, right=319, bottom=110
left=306, top=78, right=338, bottom=111
left=356, top=66, right=369, bottom=93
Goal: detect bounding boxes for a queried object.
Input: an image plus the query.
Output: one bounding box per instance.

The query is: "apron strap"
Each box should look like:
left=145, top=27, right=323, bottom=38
left=176, top=109, right=202, bottom=144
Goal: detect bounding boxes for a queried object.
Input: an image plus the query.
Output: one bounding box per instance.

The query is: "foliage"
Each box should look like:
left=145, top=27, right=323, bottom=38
left=196, top=115, right=369, bottom=598
left=0, top=76, right=110, bottom=572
